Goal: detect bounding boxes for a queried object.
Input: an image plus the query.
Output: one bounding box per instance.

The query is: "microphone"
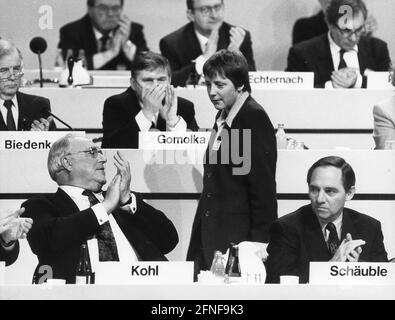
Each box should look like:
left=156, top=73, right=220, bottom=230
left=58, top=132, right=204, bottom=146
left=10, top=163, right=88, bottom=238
left=29, top=37, right=47, bottom=88
left=67, top=56, right=74, bottom=86
left=41, top=108, right=73, bottom=130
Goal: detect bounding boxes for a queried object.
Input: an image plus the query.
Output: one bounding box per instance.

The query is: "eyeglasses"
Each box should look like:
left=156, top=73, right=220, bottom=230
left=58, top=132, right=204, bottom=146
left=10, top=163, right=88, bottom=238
left=193, top=3, right=224, bottom=16
left=335, top=24, right=365, bottom=38
left=94, top=4, right=122, bottom=14
left=66, top=147, right=104, bottom=159
left=0, top=65, right=24, bottom=81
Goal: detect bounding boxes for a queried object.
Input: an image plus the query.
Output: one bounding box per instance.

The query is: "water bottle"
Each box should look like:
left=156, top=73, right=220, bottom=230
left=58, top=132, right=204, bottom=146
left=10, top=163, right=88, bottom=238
left=276, top=124, right=287, bottom=149
left=210, top=250, right=225, bottom=278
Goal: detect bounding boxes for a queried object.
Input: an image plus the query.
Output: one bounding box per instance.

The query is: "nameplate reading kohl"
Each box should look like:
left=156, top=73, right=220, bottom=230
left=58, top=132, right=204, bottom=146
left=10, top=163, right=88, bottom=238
left=0, top=131, right=85, bottom=151
left=309, top=262, right=395, bottom=285
left=249, top=71, right=314, bottom=89
left=139, top=132, right=211, bottom=150
left=94, top=262, right=194, bottom=284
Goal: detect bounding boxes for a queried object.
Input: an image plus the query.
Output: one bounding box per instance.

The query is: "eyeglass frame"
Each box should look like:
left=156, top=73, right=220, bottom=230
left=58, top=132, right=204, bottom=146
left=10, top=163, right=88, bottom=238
left=65, top=147, right=104, bottom=159
left=93, top=4, right=123, bottom=14
left=0, top=65, right=24, bottom=81
left=193, top=3, right=224, bottom=16
left=335, top=24, right=366, bottom=38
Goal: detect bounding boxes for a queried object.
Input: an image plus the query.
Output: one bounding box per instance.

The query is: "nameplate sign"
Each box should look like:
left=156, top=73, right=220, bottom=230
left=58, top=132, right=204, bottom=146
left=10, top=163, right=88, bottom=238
left=309, top=262, right=395, bottom=285
left=0, top=262, right=5, bottom=285
left=249, top=72, right=314, bottom=89
left=94, top=262, right=194, bottom=285
left=139, top=132, right=211, bottom=150
left=367, top=72, right=393, bottom=89
left=0, top=131, right=85, bottom=150
left=90, top=75, right=130, bottom=88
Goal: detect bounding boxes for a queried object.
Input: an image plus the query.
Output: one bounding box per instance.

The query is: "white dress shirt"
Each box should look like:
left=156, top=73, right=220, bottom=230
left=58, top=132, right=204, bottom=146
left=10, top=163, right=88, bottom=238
left=0, top=96, right=19, bottom=129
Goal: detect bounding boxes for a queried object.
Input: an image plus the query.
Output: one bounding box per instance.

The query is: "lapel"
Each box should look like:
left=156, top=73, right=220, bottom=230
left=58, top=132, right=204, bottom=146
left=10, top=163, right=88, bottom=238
left=16, top=91, right=29, bottom=131
left=340, top=208, right=357, bottom=241
left=82, top=14, right=100, bottom=53
left=122, top=87, right=141, bottom=118
left=303, top=206, right=332, bottom=261
left=185, top=22, right=203, bottom=57
left=357, top=37, right=370, bottom=75
left=217, top=22, right=230, bottom=50
left=317, top=35, right=335, bottom=76
left=53, top=188, right=82, bottom=217
left=0, top=107, right=6, bottom=130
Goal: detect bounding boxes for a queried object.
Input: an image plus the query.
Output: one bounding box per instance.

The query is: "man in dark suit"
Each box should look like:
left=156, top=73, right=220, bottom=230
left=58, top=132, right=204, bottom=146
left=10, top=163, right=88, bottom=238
left=0, top=39, right=54, bottom=131
left=22, top=134, right=179, bottom=284
left=58, top=0, right=149, bottom=70
left=102, top=51, right=199, bottom=149
left=187, top=50, right=277, bottom=275
left=286, top=0, right=390, bottom=88
left=159, top=0, right=256, bottom=87
left=266, top=156, right=388, bottom=284
left=0, top=208, right=33, bottom=266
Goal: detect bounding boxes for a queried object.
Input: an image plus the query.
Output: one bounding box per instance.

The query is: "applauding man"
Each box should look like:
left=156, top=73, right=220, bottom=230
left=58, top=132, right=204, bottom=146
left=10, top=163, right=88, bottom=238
left=160, top=0, right=256, bottom=87
left=102, top=51, right=199, bottom=148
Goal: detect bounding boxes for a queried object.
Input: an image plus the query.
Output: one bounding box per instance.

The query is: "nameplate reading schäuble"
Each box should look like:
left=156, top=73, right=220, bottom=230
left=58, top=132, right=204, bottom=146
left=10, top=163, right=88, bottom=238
left=309, top=262, right=395, bottom=285
left=0, top=131, right=85, bottom=151
left=249, top=72, right=314, bottom=89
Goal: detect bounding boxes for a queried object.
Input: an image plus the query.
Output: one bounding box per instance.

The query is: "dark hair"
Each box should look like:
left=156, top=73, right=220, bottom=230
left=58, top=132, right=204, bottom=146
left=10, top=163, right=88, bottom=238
left=307, top=156, right=356, bottom=192
left=130, top=51, right=171, bottom=78
left=87, top=0, right=124, bottom=7
left=203, top=49, right=251, bottom=93
left=187, top=0, right=224, bottom=10
left=325, top=0, right=367, bottom=26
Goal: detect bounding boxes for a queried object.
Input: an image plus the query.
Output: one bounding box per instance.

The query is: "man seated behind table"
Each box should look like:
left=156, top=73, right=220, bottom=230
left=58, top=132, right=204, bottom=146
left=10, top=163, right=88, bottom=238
left=0, top=39, right=54, bottom=131
left=22, top=134, right=178, bottom=284
left=159, top=0, right=256, bottom=87
left=286, top=0, right=390, bottom=88
left=373, top=68, right=395, bottom=149
left=102, top=51, right=199, bottom=149
left=266, top=156, right=388, bottom=284
left=0, top=208, right=33, bottom=266
left=58, top=0, right=149, bottom=70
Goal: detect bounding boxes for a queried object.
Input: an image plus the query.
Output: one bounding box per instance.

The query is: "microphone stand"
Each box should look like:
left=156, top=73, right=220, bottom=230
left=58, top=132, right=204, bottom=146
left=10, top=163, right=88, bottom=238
left=38, top=51, right=44, bottom=88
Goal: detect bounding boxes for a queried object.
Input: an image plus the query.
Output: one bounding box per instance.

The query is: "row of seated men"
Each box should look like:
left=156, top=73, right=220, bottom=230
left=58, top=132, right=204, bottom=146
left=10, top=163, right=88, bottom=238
left=53, top=0, right=391, bottom=88
left=0, top=48, right=393, bottom=285
left=1, top=37, right=394, bottom=149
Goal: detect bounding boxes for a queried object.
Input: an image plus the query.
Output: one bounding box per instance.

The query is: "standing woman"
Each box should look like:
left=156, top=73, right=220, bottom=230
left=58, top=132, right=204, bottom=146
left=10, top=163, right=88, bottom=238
left=187, top=50, right=278, bottom=274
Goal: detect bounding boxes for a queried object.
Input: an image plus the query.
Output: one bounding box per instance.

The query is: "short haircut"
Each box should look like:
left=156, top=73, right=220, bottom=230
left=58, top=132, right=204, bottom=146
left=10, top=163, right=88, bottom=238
left=325, top=0, right=368, bottom=26
left=203, top=49, right=251, bottom=93
left=130, top=51, right=171, bottom=79
left=307, top=156, right=356, bottom=192
left=0, top=38, right=23, bottom=61
left=187, top=0, right=224, bottom=10
left=47, top=134, right=75, bottom=181
left=87, top=0, right=124, bottom=7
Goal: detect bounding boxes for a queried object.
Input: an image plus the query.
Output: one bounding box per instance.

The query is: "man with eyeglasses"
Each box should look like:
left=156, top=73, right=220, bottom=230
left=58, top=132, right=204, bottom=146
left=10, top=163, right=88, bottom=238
left=286, top=0, right=390, bottom=88
left=58, top=0, right=149, bottom=70
left=159, top=0, right=256, bottom=87
left=102, top=51, right=199, bottom=148
left=0, top=39, right=55, bottom=131
left=21, top=134, right=179, bottom=284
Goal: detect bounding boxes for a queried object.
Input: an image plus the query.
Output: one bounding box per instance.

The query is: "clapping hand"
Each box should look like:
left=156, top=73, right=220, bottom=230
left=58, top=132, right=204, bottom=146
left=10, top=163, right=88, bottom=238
left=330, top=233, right=365, bottom=262
left=228, top=26, right=246, bottom=52
left=160, top=85, right=179, bottom=126
left=0, top=208, right=33, bottom=244
left=331, top=67, right=358, bottom=88
left=31, top=116, right=53, bottom=131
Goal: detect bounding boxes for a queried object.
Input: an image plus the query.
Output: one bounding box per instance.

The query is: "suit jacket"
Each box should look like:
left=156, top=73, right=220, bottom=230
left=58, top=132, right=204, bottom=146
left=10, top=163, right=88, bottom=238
left=160, top=22, right=256, bottom=87
left=292, top=11, right=328, bottom=45
left=58, top=14, right=149, bottom=70
left=266, top=205, right=388, bottom=284
left=286, top=34, right=391, bottom=88
left=373, top=95, right=395, bottom=149
left=0, top=240, right=19, bottom=266
left=186, top=96, right=277, bottom=269
left=21, top=188, right=179, bottom=284
left=101, top=87, right=199, bottom=148
left=0, top=91, right=54, bottom=131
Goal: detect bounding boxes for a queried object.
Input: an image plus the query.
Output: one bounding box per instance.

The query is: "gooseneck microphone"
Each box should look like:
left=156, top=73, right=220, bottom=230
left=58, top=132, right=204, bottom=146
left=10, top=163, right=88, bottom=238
left=29, top=37, right=47, bottom=88
left=40, top=108, right=73, bottom=130
left=67, top=56, right=74, bottom=86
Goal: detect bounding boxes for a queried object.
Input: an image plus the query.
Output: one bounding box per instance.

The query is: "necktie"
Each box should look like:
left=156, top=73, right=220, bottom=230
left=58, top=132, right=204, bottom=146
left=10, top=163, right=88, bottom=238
left=4, top=100, right=16, bottom=131
left=99, top=35, right=110, bottom=52
left=338, top=49, right=347, bottom=70
left=82, top=190, right=120, bottom=261
left=325, top=222, right=340, bottom=257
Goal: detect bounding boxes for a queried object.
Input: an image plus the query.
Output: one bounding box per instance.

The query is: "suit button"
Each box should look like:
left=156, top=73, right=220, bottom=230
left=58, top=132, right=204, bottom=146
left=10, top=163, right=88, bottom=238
left=207, top=193, right=212, bottom=198
left=204, top=210, right=210, bottom=217
left=207, top=173, right=212, bottom=178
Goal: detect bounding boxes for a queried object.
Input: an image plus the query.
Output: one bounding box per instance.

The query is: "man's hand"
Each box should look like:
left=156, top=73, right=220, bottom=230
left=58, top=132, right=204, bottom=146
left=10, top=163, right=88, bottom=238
left=160, top=85, right=179, bottom=125
left=30, top=116, right=53, bottom=131
left=113, top=151, right=131, bottom=204
left=141, top=83, right=167, bottom=121
left=228, top=26, right=246, bottom=52
left=0, top=208, right=33, bottom=244
left=203, top=29, right=219, bottom=60
left=122, top=40, right=137, bottom=62
left=331, top=68, right=358, bottom=88
left=330, top=233, right=365, bottom=262
left=118, top=14, right=132, bottom=42
left=102, top=174, right=121, bottom=214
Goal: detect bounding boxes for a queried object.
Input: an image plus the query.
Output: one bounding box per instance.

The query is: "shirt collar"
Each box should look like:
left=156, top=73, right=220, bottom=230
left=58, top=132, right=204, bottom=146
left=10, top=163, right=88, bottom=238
left=216, top=91, right=249, bottom=128
left=92, top=26, right=114, bottom=41
left=318, top=211, right=344, bottom=237
left=328, top=31, right=359, bottom=54
left=194, top=29, right=209, bottom=53
left=0, top=96, right=18, bottom=110
left=59, top=185, right=87, bottom=198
